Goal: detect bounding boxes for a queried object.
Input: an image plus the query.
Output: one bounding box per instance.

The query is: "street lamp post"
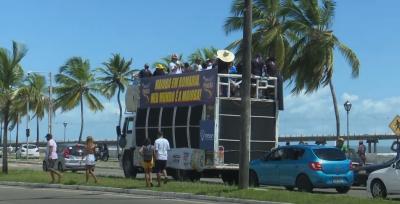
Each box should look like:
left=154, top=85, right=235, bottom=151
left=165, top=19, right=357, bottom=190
left=344, top=101, right=352, bottom=155
left=63, top=122, right=68, bottom=142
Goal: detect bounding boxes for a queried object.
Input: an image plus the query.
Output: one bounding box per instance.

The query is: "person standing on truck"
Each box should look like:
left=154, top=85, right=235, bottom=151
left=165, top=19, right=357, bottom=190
left=153, top=64, right=166, bottom=76
left=84, top=136, right=98, bottom=184
left=169, top=53, right=183, bottom=74
left=154, top=131, right=170, bottom=187
left=45, top=133, right=62, bottom=183
left=139, top=138, right=154, bottom=187
left=139, top=63, right=152, bottom=78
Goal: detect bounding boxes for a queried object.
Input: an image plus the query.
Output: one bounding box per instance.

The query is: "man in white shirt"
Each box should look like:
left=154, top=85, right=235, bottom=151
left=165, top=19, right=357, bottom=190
left=46, top=134, right=62, bottom=183
left=169, top=53, right=183, bottom=74
left=154, top=131, right=170, bottom=187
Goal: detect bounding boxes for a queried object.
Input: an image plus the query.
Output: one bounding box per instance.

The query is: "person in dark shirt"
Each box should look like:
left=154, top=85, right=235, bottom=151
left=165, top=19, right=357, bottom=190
left=251, top=54, right=264, bottom=77
left=139, top=64, right=152, bottom=78
left=153, top=64, right=166, bottom=76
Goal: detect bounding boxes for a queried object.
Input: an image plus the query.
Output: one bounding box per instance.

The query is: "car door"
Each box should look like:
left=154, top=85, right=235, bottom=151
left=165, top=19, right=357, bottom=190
left=387, top=160, right=400, bottom=193
left=279, top=148, right=304, bottom=186
left=258, top=149, right=283, bottom=185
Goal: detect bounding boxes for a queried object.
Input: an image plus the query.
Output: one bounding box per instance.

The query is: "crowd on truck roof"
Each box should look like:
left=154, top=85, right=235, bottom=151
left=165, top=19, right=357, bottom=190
left=137, top=50, right=279, bottom=79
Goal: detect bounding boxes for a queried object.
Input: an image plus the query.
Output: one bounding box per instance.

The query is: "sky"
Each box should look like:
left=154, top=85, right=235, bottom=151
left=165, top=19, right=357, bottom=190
left=1, top=0, right=399, bottom=146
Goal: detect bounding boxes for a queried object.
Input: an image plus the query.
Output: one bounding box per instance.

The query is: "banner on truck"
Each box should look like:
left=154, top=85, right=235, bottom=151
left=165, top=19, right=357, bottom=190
left=139, top=69, right=217, bottom=108
left=200, top=120, right=215, bottom=151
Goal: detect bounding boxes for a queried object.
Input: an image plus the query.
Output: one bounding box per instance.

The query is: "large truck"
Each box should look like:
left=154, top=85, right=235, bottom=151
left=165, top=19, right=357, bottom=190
left=118, top=69, right=283, bottom=184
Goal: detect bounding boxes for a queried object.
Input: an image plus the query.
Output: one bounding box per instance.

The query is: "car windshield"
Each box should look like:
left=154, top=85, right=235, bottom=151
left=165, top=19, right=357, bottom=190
left=22, top=145, right=37, bottom=149
left=313, top=148, right=346, bottom=161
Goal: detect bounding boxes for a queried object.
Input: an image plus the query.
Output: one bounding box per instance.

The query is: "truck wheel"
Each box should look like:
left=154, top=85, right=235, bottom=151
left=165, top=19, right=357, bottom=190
left=188, top=171, right=201, bottom=182
left=122, top=150, right=137, bottom=178
left=221, top=171, right=238, bottom=185
left=249, top=170, right=259, bottom=187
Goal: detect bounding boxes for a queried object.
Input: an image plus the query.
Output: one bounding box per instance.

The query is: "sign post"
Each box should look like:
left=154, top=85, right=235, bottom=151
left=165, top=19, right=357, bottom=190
left=389, top=115, right=400, bottom=157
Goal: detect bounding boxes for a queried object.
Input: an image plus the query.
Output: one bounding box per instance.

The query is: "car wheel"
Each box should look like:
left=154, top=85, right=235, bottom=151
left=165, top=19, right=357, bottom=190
left=42, top=161, right=48, bottom=172
left=249, top=170, right=259, bottom=187
left=57, top=162, right=64, bottom=172
left=371, top=179, right=387, bottom=199
left=296, top=175, right=313, bottom=193
left=285, top=186, right=294, bottom=191
left=335, top=186, right=350, bottom=194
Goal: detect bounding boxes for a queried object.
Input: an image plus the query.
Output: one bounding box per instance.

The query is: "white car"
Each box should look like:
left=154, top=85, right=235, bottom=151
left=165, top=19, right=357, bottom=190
left=16, top=144, right=40, bottom=159
left=367, top=159, right=400, bottom=198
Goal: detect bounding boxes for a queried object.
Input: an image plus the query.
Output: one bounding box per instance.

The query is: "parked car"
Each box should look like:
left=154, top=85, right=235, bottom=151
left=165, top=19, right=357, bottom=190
left=367, top=159, right=400, bottom=198
left=43, top=143, right=86, bottom=172
left=16, top=144, right=40, bottom=159
left=249, top=145, right=353, bottom=193
left=353, top=157, right=397, bottom=186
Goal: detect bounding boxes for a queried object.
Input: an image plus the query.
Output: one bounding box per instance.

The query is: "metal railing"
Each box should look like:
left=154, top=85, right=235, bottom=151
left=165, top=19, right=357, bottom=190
left=217, top=73, right=277, bottom=100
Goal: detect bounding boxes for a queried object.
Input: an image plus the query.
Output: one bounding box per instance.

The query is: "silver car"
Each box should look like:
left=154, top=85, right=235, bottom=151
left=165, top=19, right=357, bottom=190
left=43, top=143, right=86, bottom=172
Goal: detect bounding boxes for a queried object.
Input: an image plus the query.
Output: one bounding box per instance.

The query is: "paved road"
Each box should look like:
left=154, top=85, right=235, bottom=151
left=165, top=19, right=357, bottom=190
left=0, top=185, right=231, bottom=204
left=4, top=161, right=369, bottom=198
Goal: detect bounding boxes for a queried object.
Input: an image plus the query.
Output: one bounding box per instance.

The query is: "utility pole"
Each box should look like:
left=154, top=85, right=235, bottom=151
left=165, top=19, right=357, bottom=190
left=48, top=72, right=53, bottom=135
left=239, top=0, right=252, bottom=190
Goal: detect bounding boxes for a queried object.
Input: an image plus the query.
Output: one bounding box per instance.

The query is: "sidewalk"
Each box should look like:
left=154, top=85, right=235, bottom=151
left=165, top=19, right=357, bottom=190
left=0, top=181, right=289, bottom=204
left=8, top=159, right=120, bottom=169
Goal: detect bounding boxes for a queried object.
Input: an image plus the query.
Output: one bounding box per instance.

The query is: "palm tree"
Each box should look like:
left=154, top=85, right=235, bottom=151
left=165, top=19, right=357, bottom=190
left=97, top=54, right=136, bottom=154
left=187, top=47, right=218, bottom=65
left=19, top=73, right=48, bottom=146
left=54, top=57, right=104, bottom=143
left=283, top=0, right=360, bottom=138
left=224, top=0, right=293, bottom=67
left=0, top=41, right=27, bottom=173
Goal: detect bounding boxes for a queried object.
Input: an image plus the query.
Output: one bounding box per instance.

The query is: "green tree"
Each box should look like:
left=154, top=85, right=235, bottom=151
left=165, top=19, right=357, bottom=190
left=224, top=0, right=292, bottom=67
left=54, top=57, right=104, bottom=143
left=0, top=41, right=27, bottom=173
left=284, top=0, right=360, bottom=138
left=187, top=47, right=218, bottom=65
left=18, top=73, right=48, bottom=146
left=97, top=54, right=136, bottom=153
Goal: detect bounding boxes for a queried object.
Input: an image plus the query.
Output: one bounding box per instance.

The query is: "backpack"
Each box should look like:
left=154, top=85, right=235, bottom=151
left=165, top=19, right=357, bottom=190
left=142, top=145, right=153, bottom=162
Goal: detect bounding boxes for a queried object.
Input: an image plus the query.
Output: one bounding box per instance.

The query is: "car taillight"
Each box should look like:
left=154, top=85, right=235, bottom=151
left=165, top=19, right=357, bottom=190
left=309, top=162, right=322, bottom=171
left=63, top=149, right=71, bottom=158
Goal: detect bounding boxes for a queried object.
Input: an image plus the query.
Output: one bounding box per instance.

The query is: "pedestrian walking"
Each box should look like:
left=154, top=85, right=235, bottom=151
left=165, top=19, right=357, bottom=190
left=154, top=131, right=170, bottom=187
left=84, top=136, right=98, bottom=183
left=45, top=133, right=62, bottom=183
left=357, top=140, right=367, bottom=165
left=139, top=138, right=154, bottom=187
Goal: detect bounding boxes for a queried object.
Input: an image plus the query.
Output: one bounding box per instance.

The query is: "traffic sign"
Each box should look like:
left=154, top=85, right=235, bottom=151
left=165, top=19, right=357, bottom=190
left=389, top=115, right=400, bottom=136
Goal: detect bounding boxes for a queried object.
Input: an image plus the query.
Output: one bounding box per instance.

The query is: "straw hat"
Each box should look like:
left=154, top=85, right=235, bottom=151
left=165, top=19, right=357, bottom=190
left=216, top=50, right=235, bottom=63
left=338, top=137, right=345, bottom=142
left=155, top=64, right=165, bottom=70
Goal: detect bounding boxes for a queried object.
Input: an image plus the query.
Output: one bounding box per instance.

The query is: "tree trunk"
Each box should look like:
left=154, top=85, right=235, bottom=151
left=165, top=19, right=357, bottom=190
left=16, top=116, right=19, bottom=148
left=117, top=86, right=122, bottom=159
left=239, top=0, right=252, bottom=190
left=36, top=117, right=39, bottom=146
left=2, top=101, right=11, bottom=174
left=329, top=80, right=340, bottom=139
left=79, top=94, right=84, bottom=143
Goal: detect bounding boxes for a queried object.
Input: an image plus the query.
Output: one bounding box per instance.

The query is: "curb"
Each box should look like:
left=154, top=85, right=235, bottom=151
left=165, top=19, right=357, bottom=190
left=10, top=160, right=120, bottom=169
left=0, top=181, right=290, bottom=204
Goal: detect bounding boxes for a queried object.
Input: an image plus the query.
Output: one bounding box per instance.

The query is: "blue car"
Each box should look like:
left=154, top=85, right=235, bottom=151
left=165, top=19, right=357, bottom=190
left=249, top=145, right=353, bottom=193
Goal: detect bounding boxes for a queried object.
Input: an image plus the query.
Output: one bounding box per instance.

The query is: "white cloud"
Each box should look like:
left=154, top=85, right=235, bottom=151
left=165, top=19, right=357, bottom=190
left=342, top=92, right=359, bottom=102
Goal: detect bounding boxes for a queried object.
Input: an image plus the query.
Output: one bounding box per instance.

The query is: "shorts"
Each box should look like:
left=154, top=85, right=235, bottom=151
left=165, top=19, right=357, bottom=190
left=47, top=159, right=57, bottom=170
left=85, top=154, right=96, bottom=167
left=142, top=160, right=153, bottom=170
left=155, top=160, right=167, bottom=173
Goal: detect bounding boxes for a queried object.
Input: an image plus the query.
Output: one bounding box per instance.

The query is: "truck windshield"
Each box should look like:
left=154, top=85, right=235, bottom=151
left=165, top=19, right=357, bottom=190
left=313, top=148, right=346, bottom=161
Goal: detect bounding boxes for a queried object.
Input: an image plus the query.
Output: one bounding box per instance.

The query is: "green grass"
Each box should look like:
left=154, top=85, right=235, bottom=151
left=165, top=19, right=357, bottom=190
left=0, top=169, right=397, bottom=204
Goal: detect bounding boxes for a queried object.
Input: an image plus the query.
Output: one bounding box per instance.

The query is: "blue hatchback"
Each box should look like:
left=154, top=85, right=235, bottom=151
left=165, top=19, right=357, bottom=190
left=249, top=145, right=353, bottom=193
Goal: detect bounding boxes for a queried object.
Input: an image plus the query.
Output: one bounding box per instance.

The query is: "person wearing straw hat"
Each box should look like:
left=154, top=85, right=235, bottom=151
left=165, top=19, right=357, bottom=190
left=153, top=64, right=166, bottom=76
left=216, top=50, right=235, bottom=97
left=336, top=137, right=348, bottom=153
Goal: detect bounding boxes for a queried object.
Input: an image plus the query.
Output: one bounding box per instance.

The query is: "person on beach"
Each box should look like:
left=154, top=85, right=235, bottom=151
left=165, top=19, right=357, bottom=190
left=139, top=138, right=155, bottom=187
left=45, top=133, right=62, bottom=183
left=154, top=131, right=170, bottom=187
left=84, top=136, right=98, bottom=183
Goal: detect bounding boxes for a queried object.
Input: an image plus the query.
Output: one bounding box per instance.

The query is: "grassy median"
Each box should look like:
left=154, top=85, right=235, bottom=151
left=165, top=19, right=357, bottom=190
left=0, top=169, right=397, bottom=204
